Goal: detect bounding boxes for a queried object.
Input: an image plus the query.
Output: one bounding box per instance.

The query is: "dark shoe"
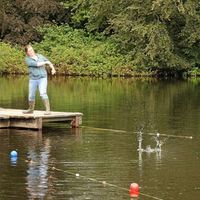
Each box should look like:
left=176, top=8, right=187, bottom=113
left=23, top=101, right=35, bottom=114
left=43, top=99, right=51, bottom=115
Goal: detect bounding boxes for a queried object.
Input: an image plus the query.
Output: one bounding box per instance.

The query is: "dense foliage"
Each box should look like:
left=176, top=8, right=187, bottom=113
left=0, top=0, right=68, bottom=44
left=0, top=0, right=200, bottom=76
left=35, top=25, right=134, bottom=76
left=0, top=42, right=25, bottom=74
left=73, top=0, right=200, bottom=72
left=0, top=26, right=139, bottom=77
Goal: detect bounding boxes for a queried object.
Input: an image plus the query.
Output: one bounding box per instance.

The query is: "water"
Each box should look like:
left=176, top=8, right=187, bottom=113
left=0, top=76, right=200, bottom=200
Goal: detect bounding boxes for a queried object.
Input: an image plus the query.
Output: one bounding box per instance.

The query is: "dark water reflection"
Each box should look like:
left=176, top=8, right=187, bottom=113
left=0, top=76, right=200, bottom=200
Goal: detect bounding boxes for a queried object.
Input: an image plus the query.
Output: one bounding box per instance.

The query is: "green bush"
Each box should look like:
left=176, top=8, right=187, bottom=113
left=0, top=43, right=26, bottom=74
left=34, top=25, right=135, bottom=76
left=0, top=25, right=154, bottom=77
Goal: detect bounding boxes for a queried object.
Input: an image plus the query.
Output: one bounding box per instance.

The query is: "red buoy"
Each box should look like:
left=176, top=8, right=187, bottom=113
left=129, top=183, right=139, bottom=198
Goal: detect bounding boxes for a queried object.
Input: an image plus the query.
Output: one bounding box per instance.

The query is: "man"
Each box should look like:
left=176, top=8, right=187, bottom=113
left=23, top=45, right=56, bottom=115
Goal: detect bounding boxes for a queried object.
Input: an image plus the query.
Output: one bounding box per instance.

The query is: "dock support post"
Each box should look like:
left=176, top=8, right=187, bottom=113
left=71, top=116, right=82, bottom=128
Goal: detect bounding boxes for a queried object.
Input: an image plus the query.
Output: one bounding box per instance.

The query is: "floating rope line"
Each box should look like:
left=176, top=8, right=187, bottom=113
left=52, top=166, right=164, bottom=200
left=82, top=126, right=127, bottom=133
left=82, top=126, right=193, bottom=139
left=146, top=132, right=193, bottom=139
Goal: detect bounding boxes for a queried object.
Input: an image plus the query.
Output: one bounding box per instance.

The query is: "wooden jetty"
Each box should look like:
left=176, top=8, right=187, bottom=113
left=0, top=108, right=82, bottom=130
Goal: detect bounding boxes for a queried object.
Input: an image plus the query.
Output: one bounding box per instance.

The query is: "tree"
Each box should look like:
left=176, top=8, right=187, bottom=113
left=0, top=0, right=69, bottom=44
left=79, top=0, right=200, bottom=71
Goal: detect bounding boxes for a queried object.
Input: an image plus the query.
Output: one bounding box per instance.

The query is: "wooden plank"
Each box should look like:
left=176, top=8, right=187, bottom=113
left=0, top=115, right=10, bottom=128
left=9, top=117, right=43, bottom=130
left=0, top=114, right=10, bottom=119
left=0, top=109, right=82, bottom=118
left=0, top=119, right=10, bottom=128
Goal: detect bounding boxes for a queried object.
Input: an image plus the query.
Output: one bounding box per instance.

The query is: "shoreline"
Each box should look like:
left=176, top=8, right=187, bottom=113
left=1, top=71, right=200, bottom=79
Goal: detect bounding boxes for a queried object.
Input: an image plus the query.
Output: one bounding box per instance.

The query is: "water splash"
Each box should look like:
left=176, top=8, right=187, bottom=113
left=137, top=131, right=143, bottom=151
left=137, top=131, right=167, bottom=153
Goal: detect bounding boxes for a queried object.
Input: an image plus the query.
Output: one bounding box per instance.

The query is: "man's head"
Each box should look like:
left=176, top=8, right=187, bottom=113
left=25, top=45, right=36, bottom=57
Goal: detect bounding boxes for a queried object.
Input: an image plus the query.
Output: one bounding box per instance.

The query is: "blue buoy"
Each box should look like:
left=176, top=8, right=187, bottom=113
left=10, top=150, right=18, bottom=157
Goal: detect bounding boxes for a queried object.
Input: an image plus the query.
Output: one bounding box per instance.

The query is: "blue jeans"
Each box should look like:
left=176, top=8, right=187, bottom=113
left=29, top=78, right=48, bottom=101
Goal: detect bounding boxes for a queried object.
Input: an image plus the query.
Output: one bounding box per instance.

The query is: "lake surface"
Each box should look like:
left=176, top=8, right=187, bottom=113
left=0, top=76, right=200, bottom=200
